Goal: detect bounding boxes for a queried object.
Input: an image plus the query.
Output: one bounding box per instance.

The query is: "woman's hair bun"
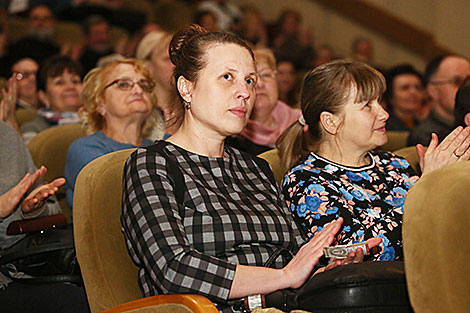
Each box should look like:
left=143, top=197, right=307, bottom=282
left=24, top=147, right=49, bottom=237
left=169, top=24, right=208, bottom=66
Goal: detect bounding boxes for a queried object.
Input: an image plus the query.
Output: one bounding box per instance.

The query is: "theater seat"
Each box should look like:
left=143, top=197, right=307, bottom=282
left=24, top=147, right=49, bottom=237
left=403, top=161, right=470, bottom=313
left=258, top=148, right=284, bottom=185
left=73, top=149, right=218, bottom=313
left=377, top=130, right=410, bottom=152
left=27, top=123, right=86, bottom=221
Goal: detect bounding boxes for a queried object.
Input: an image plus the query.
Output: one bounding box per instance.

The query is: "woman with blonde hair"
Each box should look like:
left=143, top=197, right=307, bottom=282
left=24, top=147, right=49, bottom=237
left=64, top=58, right=163, bottom=208
left=278, top=59, right=470, bottom=261
left=136, top=30, right=179, bottom=137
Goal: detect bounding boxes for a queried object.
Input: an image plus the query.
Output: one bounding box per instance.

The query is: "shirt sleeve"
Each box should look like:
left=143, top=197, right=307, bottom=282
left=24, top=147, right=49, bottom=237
left=121, top=147, right=237, bottom=303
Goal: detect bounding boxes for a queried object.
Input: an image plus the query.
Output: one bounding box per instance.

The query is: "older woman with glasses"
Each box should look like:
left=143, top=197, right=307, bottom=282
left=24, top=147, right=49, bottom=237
left=64, top=58, right=163, bottom=209
left=226, top=48, right=301, bottom=155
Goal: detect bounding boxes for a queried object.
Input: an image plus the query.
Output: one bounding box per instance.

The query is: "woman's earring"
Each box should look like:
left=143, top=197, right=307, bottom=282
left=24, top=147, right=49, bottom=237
left=185, top=102, right=191, bottom=110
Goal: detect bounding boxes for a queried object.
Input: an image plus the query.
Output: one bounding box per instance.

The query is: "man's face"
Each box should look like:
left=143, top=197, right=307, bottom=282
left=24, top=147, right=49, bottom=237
left=428, top=56, right=470, bottom=115
left=29, top=6, right=54, bottom=35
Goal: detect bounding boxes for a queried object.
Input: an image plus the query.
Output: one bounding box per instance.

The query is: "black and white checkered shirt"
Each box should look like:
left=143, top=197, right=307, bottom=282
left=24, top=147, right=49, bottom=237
left=121, top=141, right=304, bottom=312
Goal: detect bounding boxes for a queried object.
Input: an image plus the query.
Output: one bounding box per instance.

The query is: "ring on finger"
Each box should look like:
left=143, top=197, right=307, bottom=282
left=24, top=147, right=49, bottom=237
left=453, top=151, right=461, bottom=158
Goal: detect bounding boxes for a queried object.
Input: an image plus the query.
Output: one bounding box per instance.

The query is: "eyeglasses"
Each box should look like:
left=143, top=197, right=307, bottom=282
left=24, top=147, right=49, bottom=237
left=105, top=78, right=155, bottom=93
left=429, top=76, right=469, bottom=88
left=14, top=71, right=37, bottom=81
left=258, top=70, right=277, bottom=82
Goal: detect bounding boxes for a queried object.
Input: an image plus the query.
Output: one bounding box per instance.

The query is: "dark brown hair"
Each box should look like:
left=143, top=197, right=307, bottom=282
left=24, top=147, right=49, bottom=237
left=169, top=24, right=254, bottom=120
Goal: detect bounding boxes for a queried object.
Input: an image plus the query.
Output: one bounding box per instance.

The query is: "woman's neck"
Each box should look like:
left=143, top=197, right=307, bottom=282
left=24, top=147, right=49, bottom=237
left=250, top=107, right=276, bottom=127
left=316, top=140, right=370, bottom=167
left=102, top=120, right=143, bottom=146
left=167, top=120, right=226, bottom=157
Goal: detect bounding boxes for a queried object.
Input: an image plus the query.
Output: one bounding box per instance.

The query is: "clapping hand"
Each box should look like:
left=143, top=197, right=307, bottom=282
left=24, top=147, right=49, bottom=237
left=418, top=126, right=470, bottom=176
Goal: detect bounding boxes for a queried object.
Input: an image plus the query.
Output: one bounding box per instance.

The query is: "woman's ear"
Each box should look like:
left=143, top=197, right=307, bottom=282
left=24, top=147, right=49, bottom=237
left=177, top=76, right=193, bottom=103
left=319, top=111, right=341, bottom=135
left=38, top=90, right=50, bottom=108
left=97, top=102, right=106, bottom=117
left=464, top=112, right=470, bottom=127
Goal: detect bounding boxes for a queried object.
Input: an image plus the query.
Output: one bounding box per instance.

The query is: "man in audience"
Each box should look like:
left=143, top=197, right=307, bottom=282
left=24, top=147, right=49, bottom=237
left=7, top=5, right=60, bottom=65
left=407, top=55, right=470, bottom=146
left=77, top=15, right=115, bottom=76
left=10, top=57, right=40, bottom=109
left=454, top=77, right=470, bottom=127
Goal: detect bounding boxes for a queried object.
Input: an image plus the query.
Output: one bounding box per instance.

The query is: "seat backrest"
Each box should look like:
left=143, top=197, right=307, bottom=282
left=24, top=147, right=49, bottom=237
left=73, top=148, right=140, bottom=313
left=403, top=161, right=470, bottom=313
left=27, top=123, right=86, bottom=221
left=393, top=146, right=421, bottom=174
left=377, top=130, right=410, bottom=152
left=258, top=148, right=284, bottom=186
left=15, top=108, right=38, bottom=127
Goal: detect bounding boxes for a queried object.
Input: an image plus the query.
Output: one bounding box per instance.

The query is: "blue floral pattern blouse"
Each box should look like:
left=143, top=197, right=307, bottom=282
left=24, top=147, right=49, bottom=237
left=281, top=151, right=419, bottom=261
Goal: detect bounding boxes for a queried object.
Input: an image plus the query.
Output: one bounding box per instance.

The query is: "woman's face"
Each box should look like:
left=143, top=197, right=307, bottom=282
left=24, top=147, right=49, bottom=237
left=101, top=63, right=154, bottom=125
left=149, top=42, right=175, bottom=91
left=276, top=61, right=296, bottom=94
left=336, top=94, right=389, bottom=153
left=391, top=74, right=424, bottom=114
left=182, top=43, right=256, bottom=139
left=41, top=69, right=82, bottom=112
left=254, top=60, right=278, bottom=114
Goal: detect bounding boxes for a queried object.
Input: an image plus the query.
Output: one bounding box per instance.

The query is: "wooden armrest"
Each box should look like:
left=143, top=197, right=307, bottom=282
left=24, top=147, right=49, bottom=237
left=6, top=213, right=68, bottom=235
left=101, top=294, right=219, bottom=313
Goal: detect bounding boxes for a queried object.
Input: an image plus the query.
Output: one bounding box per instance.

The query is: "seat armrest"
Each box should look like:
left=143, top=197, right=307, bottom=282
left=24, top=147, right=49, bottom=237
left=101, top=294, right=219, bottom=313
left=6, top=213, right=68, bottom=235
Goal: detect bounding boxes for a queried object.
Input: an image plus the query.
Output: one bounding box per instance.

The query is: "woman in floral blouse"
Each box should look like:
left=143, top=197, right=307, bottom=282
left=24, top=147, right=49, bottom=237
left=278, top=59, right=470, bottom=261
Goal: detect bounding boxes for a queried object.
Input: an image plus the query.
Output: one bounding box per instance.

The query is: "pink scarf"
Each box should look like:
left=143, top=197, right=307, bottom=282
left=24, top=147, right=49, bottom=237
left=240, top=100, right=301, bottom=148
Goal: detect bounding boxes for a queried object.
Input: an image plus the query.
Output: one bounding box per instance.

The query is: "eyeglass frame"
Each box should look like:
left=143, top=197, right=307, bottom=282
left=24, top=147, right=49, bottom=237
left=258, top=70, right=278, bottom=82
left=429, top=75, right=469, bottom=88
left=104, top=78, right=156, bottom=93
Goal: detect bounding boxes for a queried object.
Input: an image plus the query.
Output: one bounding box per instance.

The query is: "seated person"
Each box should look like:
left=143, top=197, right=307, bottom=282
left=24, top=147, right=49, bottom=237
left=121, top=25, right=381, bottom=313
left=278, top=59, right=470, bottom=261
left=0, top=120, right=89, bottom=313
left=454, top=77, right=470, bottom=127
left=383, top=64, right=425, bottom=131
left=10, top=57, right=40, bottom=110
left=226, top=48, right=300, bottom=155
left=64, top=58, right=159, bottom=209
left=21, top=55, right=83, bottom=143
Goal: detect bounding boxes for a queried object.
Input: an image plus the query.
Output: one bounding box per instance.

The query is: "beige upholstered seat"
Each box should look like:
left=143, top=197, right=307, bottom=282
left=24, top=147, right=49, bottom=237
left=14, top=108, right=37, bottom=127
left=258, top=148, right=284, bottom=186
left=73, top=149, right=218, bottom=313
left=27, top=123, right=86, bottom=221
left=403, top=161, right=470, bottom=313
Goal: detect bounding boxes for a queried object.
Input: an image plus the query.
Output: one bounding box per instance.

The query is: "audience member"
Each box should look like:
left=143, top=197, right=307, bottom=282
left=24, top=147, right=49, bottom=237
left=1, top=75, right=19, bottom=132
left=312, top=44, right=335, bottom=68
left=198, top=0, right=241, bottom=32
left=351, top=37, right=374, bottom=64
left=383, top=64, right=425, bottom=131
left=76, top=14, right=116, bottom=76
left=64, top=58, right=158, bottom=209
left=276, top=59, right=299, bottom=108
left=407, top=55, right=470, bottom=146
left=10, top=57, right=40, bottom=109
left=269, top=9, right=315, bottom=70
left=7, top=5, right=60, bottom=65
left=454, top=77, right=470, bottom=127
left=21, top=55, right=82, bottom=143
left=194, top=10, right=220, bottom=32
left=236, top=5, right=267, bottom=48
left=136, top=30, right=178, bottom=137
left=122, top=25, right=380, bottom=313
left=0, top=120, right=90, bottom=313
left=278, top=59, right=470, bottom=262
left=227, top=48, right=300, bottom=155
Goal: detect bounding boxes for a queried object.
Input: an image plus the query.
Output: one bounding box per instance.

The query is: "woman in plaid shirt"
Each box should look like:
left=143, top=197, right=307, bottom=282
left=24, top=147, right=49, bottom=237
left=121, top=25, right=381, bottom=312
